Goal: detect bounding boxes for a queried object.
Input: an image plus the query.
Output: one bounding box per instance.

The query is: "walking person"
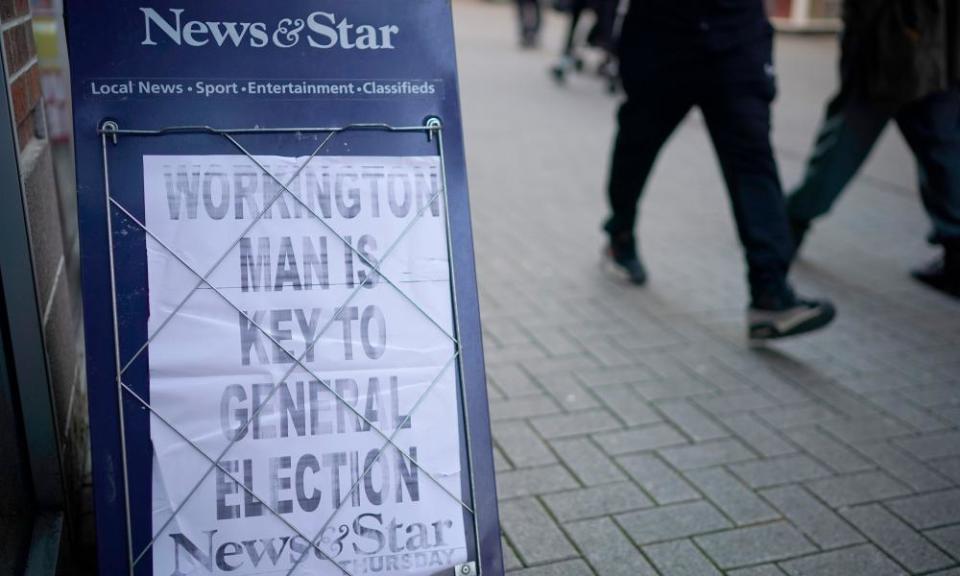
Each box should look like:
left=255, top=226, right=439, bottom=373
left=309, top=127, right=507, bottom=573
left=603, top=0, right=837, bottom=340
left=517, top=0, right=542, bottom=47
left=551, top=0, right=589, bottom=79
left=787, top=0, right=960, bottom=298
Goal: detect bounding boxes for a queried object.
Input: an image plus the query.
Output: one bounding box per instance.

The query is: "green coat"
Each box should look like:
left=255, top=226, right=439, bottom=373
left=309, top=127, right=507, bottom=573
left=845, top=0, right=960, bottom=104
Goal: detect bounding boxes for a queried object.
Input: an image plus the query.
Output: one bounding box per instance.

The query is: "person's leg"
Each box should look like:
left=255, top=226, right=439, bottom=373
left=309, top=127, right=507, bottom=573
left=605, top=74, right=694, bottom=241
left=699, top=34, right=835, bottom=337
left=895, top=88, right=960, bottom=297
left=698, top=35, right=791, bottom=301
left=896, top=89, right=960, bottom=247
left=603, top=58, right=695, bottom=283
left=564, top=0, right=587, bottom=55
left=532, top=0, right=542, bottom=37
left=785, top=90, right=890, bottom=235
left=517, top=0, right=537, bottom=45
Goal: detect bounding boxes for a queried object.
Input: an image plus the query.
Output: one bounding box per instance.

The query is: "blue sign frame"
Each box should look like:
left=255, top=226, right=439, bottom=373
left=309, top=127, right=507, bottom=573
left=65, top=2, right=502, bottom=574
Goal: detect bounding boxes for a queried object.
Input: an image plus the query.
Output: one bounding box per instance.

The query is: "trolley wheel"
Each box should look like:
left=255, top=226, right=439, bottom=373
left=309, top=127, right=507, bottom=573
left=573, top=58, right=585, bottom=72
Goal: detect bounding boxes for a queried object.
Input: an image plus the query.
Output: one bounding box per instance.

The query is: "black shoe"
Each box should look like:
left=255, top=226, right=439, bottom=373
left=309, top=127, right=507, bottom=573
left=748, top=296, right=836, bottom=340
left=602, top=233, right=647, bottom=285
left=911, top=252, right=960, bottom=299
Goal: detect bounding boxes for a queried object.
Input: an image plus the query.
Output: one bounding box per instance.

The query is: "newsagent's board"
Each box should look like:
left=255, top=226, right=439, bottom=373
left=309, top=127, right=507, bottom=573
left=66, top=3, right=501, bottom=575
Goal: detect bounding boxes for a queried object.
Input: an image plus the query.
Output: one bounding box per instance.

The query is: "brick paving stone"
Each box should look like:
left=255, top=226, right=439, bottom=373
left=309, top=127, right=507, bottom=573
left=932, top=457, right=960, bottom=484
left=483, top=318, right=533, bottom=347
left=730, top=455, right=831, bottom=489
left=820, top=417, right=912, bottom=444
left=594, top=423, right=688, bottom=456
left=581, top=334, right=635, bottom=367
left=565, top=517, right=658, bottom=576
left=494, top=445, right=513, bottom=472
left=854, top=442, right=953, bottom=492
left=696, top=390, right=778, bottom=415
left=496, top=465, right=580, bottom=499
left=507, top=559, right=594, bottom=576
left=616, top=500, right=731, bottom=545
left=779, top=544, right=907, bottom=576
left=502, top=537, right=524, bottom=571
left=592, top=383, right=661, bottom=427
left=618, top=325, right=688, bottom=350
left=935, top=405, right=960, bottom=426
left=550, top=437, right=626, bottom=486
left=722, top=413, right=797, bottom=457
left=798, top=385, right=881, bottom=420
left=634, top=377, right=716, bottom=401
left=842, top=504, right=955, bottom=573
left=618, top=452, right=701, bottom=504
left=686, top=467, right=780, bottom=526
left=929, top=570, right=960, bottom=576
left=681, top=358, right=753, bottom=392
left=659, top=438, right=756, bottom=471
left=656, top=400, right=729, bottom=441
left=695, top=522, right=816, bottom=569
left=524, top=355, right=601, bottom=379
left=486, top=378, right=507, bottom=401
left=867, top=392, right=951, bottom=432
left=633, top=353, right=696, bottom=381
left=727, top=566, right=787, bottom=576
left=834, top=372, right=911, bottom=395
left=806, top=471, right=911, bottom=508
left=643, top=539, right=724, bottom=576
left=886, top=489, right=960, bottom=530
left=785, top=428, right=874, bottom=473
left=896, top=432, right=960, bottom=461
left=926, top=525, right=960, bottom=562
left=540, top=373, right=600, bottom=412
left=533, top=330, right=584, bottom=357
left=499, top=498, right=578, bottom=566
left=757, top=405, right=843, bottom=431
left=487, top=364, right=541, bottom=398
left=543, top=482, right=653, bottom=522
left=761, top=485, right=865, bottom=550
left=531, top=409, right=622, bottom=440
left=575, top=365, right=657, bottom=388
left=491, top=395, right=562, bottom=422
left=486, top=343, right=547, bottom=366
left=897, top=384, right=960, bottom=409
left=494, top=421, right=558, bottom=468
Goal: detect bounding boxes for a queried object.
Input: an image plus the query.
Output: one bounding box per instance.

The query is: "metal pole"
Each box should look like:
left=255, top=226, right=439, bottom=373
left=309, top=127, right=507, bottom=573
left=99, top=120, right=136, bottom=574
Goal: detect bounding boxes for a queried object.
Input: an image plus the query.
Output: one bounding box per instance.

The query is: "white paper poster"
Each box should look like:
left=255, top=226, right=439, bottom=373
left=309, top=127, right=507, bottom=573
left=142, top=155, right=467, bottom=576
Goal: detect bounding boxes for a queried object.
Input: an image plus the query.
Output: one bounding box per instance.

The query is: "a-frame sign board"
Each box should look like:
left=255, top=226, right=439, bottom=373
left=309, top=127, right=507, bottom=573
left=66, top=3, right=502, bottom=575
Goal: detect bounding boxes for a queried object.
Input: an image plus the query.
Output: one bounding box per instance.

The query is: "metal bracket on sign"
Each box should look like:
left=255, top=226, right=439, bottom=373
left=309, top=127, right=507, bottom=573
left=455, top=562, right=477, bottom=576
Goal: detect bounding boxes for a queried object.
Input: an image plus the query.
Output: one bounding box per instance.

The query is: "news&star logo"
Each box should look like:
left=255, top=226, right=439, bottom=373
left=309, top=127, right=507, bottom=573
left=140, top=8, right=400, bottom=50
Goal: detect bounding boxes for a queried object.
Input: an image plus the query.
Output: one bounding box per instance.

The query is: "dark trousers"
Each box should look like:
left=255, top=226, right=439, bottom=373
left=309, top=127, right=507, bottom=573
left=607, top=34, right=794, bottom=302
left=787, top=88, right=960, bottom=248
left=517, top=0, right=542, bottom=42
left=562, top=0, right=589, bottom=55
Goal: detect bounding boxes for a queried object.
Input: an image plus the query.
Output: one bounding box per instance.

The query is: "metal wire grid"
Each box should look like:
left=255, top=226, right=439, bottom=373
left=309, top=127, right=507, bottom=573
left=99, top=119, right=479, bottom=576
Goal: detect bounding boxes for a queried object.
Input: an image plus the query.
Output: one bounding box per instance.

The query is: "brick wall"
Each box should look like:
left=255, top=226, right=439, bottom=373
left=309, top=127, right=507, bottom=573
left=2, top=0, right=43, bottom=149
left=1, top=0, right=90, bottom=570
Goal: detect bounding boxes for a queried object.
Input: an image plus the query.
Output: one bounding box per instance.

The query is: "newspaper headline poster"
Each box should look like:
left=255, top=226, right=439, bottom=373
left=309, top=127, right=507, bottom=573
left=66, top=2, right=502, bottom=575
left=145, top=155, right=465, bottom=575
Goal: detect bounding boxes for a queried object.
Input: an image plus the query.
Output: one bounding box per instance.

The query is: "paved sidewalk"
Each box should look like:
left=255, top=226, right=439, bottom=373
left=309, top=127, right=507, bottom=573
left=453, top=2, right=960, bottom=575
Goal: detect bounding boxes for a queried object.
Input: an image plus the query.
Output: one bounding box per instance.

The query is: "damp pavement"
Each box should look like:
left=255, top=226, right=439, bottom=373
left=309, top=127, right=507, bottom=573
left=454, top=1, right=960, bottom=574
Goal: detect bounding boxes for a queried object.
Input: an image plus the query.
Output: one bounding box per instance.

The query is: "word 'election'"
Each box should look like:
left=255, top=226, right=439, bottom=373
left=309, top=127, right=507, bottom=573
left=163, top=163, right=441, bottom=221
left=141, top=8, right=399, bottom=49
